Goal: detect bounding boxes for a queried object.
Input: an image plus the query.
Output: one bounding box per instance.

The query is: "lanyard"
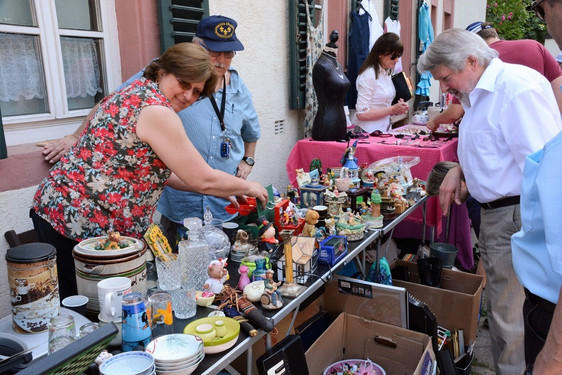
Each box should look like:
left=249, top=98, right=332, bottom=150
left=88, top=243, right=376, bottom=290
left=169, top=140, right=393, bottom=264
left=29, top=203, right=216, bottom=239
left=209, top=77, right=227, bottom=132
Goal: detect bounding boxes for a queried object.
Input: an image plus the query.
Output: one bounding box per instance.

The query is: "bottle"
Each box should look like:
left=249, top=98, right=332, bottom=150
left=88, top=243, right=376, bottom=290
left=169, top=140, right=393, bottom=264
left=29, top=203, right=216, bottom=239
left=175, top=218, right=210, bottom=319
left=202, top=208, right=230, bottom=260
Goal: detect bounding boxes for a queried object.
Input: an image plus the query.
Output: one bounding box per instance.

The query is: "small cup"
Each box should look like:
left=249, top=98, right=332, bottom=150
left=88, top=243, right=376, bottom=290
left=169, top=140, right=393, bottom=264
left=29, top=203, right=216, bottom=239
left=97, top=277, right=132, bottom=322
left=48, top=315, right=76, bottom=355
left=62, top=295, right=89, bottom=317
left=79, top=322, right=100, bottom=338
left=222, top=222, right=240, bottom=244
left=155, top=256, right=182, bottom=291
left=313, top=205, right=328, bottom=220
left=147, top=291, right=173, bottom=338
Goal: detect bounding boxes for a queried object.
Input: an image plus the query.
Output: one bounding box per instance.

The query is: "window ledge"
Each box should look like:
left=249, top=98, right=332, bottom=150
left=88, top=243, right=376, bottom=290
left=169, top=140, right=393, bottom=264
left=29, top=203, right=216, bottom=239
left=0, top=143, right=51, bottom=192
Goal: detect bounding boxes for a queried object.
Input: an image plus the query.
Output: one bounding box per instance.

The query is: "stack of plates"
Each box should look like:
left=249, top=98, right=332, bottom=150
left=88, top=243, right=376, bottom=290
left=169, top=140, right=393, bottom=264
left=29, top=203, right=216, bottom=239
left=100, top=351, right=155, bottom=375
left=145, top=334, right=205, bottom=375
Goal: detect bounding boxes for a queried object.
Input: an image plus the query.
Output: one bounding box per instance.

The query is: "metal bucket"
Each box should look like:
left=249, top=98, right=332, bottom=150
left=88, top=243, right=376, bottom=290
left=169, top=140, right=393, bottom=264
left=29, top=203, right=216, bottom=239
left=6, top=243, right=59, bottom=334
left=73, top=244, right=147, bottom=319
left=429, top=242, right=459, bottom=269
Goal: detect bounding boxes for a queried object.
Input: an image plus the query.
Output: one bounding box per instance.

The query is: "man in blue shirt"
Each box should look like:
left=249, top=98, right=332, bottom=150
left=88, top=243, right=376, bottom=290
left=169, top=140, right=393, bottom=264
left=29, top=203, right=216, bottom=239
left=156, top=16, right=261, bottom=248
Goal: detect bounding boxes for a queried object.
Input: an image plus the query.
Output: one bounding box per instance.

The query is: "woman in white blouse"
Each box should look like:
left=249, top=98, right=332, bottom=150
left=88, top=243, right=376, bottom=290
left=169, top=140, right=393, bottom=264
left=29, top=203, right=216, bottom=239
left=355, top=32, right=409, bottom=134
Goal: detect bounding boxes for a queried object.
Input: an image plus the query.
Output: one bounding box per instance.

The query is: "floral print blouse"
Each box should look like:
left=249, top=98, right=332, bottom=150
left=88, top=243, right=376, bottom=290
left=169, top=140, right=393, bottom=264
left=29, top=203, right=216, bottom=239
left=33, top=78, right=173, bottom=241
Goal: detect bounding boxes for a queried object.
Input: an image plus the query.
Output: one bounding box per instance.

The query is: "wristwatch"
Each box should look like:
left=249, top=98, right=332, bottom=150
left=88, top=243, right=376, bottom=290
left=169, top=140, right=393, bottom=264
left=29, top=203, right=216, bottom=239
left=242, top=156, right=255, bottom=166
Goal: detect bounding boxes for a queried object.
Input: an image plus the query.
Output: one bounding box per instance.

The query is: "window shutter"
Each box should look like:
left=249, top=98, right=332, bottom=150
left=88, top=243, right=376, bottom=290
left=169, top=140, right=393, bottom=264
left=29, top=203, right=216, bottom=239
left=157, top=0, right=209, bottom=53
left=289, top=0, right=315, bottom=110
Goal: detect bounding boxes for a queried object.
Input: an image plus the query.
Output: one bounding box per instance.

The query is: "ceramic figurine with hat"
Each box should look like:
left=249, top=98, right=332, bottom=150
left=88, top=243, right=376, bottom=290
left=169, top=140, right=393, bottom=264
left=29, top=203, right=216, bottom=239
left=260, top=269, right=284, bottom=309
left=256, top=216, right=279, bottom=254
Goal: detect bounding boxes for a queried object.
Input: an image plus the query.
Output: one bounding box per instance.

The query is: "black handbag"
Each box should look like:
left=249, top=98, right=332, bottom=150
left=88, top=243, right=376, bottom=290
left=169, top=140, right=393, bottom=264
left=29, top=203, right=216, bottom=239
left=392, top=71, right=413, bottom=104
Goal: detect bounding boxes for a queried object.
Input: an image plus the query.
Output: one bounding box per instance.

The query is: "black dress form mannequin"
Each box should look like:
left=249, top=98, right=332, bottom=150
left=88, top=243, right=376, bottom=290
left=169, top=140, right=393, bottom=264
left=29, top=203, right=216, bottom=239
left=312, top=30, right=351, bottom=141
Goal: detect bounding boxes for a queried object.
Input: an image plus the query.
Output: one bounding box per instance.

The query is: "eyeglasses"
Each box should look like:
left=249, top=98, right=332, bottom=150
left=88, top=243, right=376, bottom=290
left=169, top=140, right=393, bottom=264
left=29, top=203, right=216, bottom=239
left=206, top=50, right=236, bottom=59
left=176, top=76, right=202, bottom=98
left=390, top=53, right=402, bottom=60
left=529, top=0, right=546, bottom=21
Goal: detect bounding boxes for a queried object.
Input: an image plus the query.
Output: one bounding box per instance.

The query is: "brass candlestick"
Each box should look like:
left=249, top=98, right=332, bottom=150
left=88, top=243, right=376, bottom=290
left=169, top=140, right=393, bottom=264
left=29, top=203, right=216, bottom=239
left=278, top=229, right=307, bottom=298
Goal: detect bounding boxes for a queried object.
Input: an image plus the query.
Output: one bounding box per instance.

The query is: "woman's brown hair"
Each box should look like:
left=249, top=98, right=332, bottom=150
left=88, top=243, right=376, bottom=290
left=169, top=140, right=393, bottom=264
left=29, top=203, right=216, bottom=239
left=144, top=42, right=218, bottom=98
left=359, top=32, right=404, bottom=79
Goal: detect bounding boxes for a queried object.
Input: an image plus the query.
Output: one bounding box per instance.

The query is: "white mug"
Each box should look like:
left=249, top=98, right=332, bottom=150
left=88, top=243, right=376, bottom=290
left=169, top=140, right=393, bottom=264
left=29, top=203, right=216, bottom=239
left=97, top=277, right=131, bottom=321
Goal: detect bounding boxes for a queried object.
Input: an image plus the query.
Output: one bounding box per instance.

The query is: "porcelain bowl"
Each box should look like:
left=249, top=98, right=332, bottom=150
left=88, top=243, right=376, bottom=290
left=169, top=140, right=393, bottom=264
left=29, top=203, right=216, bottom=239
left=195, top=291, right=215, bottom=307
left=99, top=351, right=155, bottom=375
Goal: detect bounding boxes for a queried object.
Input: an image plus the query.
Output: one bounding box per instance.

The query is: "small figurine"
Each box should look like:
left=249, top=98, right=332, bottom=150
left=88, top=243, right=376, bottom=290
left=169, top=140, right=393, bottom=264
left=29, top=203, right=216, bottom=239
left=231, top=229, right=255, bottom=254
left=295, top=168, right=311, bottom=188
left=256, top=216, right=279, bottom=254
left=371, top=189, right=382, bottom=218
left=237, top=264, right=251, bottom=291
left=301, top=209, right=319, bottom=237
left=203, top=259, right=229, bottom=294
left=260, top=269, right=283, bottom=309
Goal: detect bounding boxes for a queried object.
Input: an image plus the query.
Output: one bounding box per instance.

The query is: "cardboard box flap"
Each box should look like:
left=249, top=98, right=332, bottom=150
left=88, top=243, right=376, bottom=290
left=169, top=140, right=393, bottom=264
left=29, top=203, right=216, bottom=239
left=306, top=313, right=435, bottom=375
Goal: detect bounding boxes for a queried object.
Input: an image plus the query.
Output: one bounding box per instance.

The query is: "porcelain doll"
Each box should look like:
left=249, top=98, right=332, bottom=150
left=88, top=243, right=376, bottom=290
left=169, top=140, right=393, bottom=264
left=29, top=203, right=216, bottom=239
left=237, top=264, right=251, bottom=291
left=203, top=259, right=229, bottom=294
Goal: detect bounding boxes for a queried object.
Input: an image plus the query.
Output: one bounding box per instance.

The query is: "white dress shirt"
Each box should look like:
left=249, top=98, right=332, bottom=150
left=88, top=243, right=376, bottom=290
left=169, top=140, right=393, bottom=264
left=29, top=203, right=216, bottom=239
left=355, top=66, right=395, bottom=134
left=458, top=58, right=562, bottom=203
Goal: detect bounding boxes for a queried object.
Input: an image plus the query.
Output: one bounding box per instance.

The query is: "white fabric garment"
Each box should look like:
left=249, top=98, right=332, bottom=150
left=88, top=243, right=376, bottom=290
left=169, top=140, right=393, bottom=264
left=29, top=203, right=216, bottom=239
left=384, top=17, right=402, bottom=73
left=458, top=58, right=562, bottom=203
left=354, top=66, right=395, bottom=133
left=358, top=0, right=383, bottom=51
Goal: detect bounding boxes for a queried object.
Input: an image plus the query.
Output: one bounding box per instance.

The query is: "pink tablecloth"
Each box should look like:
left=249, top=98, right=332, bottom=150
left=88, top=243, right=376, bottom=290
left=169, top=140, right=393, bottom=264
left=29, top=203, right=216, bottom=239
left=285, top=134, right=475, bottom=270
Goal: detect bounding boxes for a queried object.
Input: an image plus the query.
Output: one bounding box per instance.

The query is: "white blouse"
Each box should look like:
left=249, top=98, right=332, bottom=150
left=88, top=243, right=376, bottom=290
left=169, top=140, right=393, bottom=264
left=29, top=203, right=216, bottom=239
left=354, top=66, right=395, bottom=133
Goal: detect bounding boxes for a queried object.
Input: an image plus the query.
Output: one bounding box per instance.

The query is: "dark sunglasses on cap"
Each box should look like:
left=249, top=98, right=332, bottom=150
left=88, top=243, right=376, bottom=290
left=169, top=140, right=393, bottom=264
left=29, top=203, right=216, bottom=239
left=528, top=0, right=546, bottom=21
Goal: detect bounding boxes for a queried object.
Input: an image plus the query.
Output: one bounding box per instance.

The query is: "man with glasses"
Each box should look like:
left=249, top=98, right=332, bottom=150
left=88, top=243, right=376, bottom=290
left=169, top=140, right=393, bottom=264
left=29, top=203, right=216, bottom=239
left=44, top=16, right=261, bottom=249
left=511, top=2, right=562, bottom=374
left=418, top=29, right=562, bottom=374
left=156, top=15, right=261, bottom=248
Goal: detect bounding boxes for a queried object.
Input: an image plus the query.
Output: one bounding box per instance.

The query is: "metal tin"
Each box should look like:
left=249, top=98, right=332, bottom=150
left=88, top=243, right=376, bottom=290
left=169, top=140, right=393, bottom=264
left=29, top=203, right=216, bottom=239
left=121, top=292, right=151, bottom=351
left=6, top=243, right=59, bottom=334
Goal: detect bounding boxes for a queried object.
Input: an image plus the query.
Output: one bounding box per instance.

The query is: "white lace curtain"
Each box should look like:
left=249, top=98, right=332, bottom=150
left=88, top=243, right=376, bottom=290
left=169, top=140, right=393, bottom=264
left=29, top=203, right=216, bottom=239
left=0, top=33, right=101, bottom=102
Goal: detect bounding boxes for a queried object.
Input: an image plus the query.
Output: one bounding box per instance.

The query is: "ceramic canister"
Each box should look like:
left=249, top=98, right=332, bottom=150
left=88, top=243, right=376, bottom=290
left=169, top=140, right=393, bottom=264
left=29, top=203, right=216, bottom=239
left=5, top=243, right=59, bottom=334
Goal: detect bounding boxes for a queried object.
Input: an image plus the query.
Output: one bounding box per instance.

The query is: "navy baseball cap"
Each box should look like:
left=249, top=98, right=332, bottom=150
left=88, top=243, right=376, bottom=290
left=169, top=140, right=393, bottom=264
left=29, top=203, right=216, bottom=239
left=195, top=15, right=244, bottom=52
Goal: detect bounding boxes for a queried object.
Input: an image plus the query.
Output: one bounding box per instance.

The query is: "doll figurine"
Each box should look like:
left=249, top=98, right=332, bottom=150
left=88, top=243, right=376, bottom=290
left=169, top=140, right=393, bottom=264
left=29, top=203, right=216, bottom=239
left=260, top=269, right=283, bottom=309
left=237, top=264, right=251, bottom=291
left=301, top=209, right=320, bottom=237
left=256, top=216, right=279, bottom=254
left=203, top=259, right=229, bottom=294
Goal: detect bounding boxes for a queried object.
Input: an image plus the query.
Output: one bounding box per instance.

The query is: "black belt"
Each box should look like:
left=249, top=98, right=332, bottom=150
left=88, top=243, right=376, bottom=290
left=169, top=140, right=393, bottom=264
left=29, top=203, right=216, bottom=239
left=479, top=195, right=520, bottom=210
left=524, top=288, right=556, bottom=314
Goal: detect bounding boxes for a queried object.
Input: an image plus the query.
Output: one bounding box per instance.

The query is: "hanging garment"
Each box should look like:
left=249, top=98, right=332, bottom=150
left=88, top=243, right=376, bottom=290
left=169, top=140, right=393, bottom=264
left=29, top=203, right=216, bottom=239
left=384, top=16, right=403, bottom=73
left=416, top=1, right=434, bottom=96
left=346, top=10, right=370, bottom=110
left=304, top=1, right=324, bottom=138
left=359, top=0, right=383, bottom=50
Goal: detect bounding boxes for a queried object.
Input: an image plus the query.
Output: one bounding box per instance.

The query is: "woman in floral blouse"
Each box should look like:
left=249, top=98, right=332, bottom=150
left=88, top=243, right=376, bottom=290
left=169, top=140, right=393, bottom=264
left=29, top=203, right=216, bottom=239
left=31, top=43, right=268, bottom=298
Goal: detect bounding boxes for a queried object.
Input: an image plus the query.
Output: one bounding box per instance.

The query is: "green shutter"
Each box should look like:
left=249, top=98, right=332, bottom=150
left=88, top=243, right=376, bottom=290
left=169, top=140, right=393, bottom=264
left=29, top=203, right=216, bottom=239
left=157, top=0, right=209, bottom=53
left=289, top=0, right=314, bottom=110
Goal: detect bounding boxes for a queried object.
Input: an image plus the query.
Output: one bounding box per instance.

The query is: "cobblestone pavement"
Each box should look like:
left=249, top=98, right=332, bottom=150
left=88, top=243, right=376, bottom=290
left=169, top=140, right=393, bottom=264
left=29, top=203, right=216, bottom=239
left=472, top=289, right=495, bottom=375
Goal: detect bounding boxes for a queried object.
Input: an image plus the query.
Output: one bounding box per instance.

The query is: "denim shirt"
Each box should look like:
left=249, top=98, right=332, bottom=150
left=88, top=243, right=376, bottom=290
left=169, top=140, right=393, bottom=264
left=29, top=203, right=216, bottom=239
left=157, top=68, right=261, bottom=222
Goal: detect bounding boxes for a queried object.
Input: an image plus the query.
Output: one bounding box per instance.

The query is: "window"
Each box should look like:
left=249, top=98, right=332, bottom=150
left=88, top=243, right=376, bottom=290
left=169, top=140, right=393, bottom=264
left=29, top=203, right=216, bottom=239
left=0, top=0, right=120, bottom=146
left=157, top=0, right=208, bottom=53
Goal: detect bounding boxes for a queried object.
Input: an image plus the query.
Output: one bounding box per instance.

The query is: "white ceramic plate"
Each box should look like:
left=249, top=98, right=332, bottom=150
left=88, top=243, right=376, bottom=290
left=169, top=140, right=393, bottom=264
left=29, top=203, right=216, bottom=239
left=73, top=236, right=145, bottom=258
left=145, top=334, right=203, bottom=363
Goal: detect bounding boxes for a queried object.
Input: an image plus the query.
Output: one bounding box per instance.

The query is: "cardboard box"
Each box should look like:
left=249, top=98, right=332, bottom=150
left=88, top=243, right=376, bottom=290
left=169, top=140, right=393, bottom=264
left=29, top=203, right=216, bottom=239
left=321, top=275, right=409, bottom=328
left=391, top=259, right=484, bottom=346
left=305, top=313, right=435, bottom=375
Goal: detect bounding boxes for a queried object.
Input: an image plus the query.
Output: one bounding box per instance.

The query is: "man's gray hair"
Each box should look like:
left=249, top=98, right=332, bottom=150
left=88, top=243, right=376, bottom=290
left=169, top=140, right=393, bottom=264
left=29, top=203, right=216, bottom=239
left=417, top=29, right=498, bottom=74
